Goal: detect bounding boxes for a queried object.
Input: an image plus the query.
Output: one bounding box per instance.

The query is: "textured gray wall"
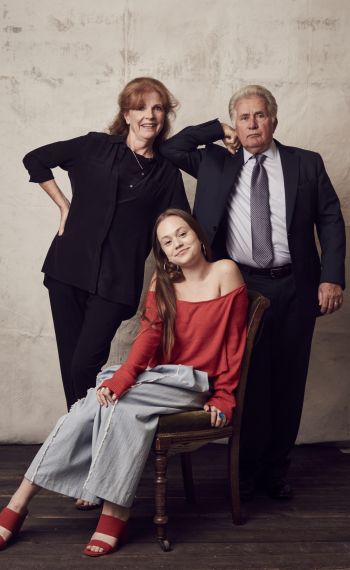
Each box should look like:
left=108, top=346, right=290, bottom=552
left=0, top=0, right=349, bottom=443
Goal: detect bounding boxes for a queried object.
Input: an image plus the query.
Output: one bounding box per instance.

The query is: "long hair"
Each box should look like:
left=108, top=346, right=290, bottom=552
left=149, top=209, right=211, bottom=358
left=109, top=77, right=179, bottom=146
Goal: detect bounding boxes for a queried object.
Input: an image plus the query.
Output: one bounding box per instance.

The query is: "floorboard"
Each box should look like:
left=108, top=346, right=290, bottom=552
left=0, top=443, right=349, bottom=570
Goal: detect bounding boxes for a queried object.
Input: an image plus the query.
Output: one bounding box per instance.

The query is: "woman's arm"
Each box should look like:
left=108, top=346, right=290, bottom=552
left=205, top=284, right=248, bottom=424
left=23, top=135, right=88, bottom=234
left=39, top=179, right=71, bottom=236
left=23, top=135, right=87, bottom=182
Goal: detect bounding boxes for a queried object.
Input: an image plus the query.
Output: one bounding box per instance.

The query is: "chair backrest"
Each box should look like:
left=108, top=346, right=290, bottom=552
left=231, top=290, right=270, bottom=438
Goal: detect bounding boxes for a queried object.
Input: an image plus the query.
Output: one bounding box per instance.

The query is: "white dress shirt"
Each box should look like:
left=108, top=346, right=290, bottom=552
left=226, top=140, right=291, bottom=267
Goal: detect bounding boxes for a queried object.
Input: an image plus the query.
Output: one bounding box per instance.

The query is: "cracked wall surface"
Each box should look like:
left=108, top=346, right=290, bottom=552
left=0, top=0, right=349, bottom=443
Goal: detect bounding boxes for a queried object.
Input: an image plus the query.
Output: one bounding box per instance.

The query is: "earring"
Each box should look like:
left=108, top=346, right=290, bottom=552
left=163, top=262, right=168, bottom=272
left=201, top=243, right=207, bottom=258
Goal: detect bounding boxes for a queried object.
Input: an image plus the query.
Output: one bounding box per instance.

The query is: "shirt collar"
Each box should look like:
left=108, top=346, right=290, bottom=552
left=243, top=139, right=277, bottom=165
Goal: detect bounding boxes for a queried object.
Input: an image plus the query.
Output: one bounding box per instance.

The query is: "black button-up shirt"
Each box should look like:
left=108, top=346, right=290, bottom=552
left=23, top=133, right=189, bottom=311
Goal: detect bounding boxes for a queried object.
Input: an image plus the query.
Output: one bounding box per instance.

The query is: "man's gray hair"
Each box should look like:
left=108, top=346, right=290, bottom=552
left=229, top=85, right=278, bottom=125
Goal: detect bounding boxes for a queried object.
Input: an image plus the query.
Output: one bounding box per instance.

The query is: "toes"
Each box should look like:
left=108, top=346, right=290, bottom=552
left=90, top=546, right=103, bottom=553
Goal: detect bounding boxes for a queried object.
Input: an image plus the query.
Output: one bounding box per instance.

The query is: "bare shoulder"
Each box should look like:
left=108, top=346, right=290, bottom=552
left=212, top=260, right=244, bottom=295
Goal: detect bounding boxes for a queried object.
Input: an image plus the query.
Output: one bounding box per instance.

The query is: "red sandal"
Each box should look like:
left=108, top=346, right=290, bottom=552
left=0, top=507, right=28, bottom=551
left=83, top=513, right=128, bottom=557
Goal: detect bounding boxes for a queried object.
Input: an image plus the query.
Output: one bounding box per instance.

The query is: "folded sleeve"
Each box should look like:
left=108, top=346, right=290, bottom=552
left=159, top=119, right=225, bottom=178
left=99, top=292, right=163, bottom=398
left=23, top=134, right=88, bottom=183
left=205, top=286, right=248, bottom=423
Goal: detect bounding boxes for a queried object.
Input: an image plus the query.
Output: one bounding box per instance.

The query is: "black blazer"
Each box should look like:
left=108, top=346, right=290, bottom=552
left=160, top=120, right=346, bottom=315
left=23, top=132, right=189, bottom=309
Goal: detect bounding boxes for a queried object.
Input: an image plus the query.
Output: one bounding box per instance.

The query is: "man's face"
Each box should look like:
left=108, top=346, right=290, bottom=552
left=233, top=95, right=277, bottom=154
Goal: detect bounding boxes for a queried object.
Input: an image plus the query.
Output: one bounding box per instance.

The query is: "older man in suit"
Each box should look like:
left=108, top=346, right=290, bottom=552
left=160, top=85, right=346, bottom=500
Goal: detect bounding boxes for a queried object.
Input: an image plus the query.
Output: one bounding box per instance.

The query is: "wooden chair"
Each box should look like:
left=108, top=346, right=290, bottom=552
left=153, top=290, right=270, bottom=551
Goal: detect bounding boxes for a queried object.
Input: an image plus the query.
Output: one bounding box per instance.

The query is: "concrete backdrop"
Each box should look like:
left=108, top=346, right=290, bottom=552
left=0, top=0, right=349, bottom=443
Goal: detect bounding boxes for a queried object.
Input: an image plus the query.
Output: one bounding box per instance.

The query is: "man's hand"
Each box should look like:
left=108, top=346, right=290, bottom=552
left=318, top=282, right=343, bottom=315
left=221, top=123, right=240, bottom=155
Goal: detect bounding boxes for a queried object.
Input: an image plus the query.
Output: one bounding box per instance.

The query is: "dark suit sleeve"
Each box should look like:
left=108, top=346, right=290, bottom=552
left=23, top=135, right=88, bottom=183
left=315, top=154, right=346, bottom=288
left=167, top=169, right=191, bottom=213
left=159, top=119, right=225, bottom=178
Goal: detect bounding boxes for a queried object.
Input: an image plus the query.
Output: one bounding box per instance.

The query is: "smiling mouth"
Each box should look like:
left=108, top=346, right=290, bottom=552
left=141, top=124, right=157, bottom=128
left=175, top=248, right=189, bottom=257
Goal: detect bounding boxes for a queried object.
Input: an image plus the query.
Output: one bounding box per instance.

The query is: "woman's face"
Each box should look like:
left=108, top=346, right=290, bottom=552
left=124, top=90, right=165, bottom=147
left=157, top=216, right=202, bottom=268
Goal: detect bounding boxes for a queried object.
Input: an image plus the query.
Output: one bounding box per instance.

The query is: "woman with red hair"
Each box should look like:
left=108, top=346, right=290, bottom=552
left=23, top=77, right=189, bottom=413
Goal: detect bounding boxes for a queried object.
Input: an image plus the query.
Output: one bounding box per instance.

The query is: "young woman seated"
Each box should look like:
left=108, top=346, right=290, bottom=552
left=0, top=208, right=248, bottom=558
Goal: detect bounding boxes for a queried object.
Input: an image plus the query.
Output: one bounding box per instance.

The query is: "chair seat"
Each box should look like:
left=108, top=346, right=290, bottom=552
left=157, top=410, right=232, bottom=433
left=156, top=411, right=233, bottom=453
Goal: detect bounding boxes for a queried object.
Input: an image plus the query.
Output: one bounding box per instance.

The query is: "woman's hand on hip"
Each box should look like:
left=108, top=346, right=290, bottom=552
left=203, top=404, right=227, bottom=428
left=39, top=179, right=71, bottom=236
left=59, top=201, right=70, bottom=236
left=96, top=385, right=118, bottom=407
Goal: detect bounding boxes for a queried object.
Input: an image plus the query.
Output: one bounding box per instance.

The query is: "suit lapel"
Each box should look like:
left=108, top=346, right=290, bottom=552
left=277, top=140, right=300, bottom=230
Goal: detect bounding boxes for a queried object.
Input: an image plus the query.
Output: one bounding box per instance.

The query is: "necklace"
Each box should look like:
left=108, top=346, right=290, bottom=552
left=131, top=150, right=145, bottom=176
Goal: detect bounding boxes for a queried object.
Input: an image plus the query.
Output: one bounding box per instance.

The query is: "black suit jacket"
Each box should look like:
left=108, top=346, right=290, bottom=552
left=23, top=132, right=189, bottom=309
left=160, top=119, right=346, bottom=315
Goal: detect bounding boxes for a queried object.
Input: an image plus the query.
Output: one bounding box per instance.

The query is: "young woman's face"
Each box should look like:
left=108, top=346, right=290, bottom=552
left=157, top=216, right=202, bottom=267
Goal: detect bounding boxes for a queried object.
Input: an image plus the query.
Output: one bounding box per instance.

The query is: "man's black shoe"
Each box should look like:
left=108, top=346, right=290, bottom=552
left=264, top=479, right=294, bottom=500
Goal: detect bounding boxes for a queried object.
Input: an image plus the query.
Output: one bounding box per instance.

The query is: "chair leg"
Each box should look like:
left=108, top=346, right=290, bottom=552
left=181, top=453, right=196, bottom=504
left=228, top=436, right=243, bottom=525
left=153, top=449, right=171, bottom=551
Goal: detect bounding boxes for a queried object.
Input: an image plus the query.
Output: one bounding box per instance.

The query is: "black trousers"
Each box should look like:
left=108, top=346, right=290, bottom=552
left=239, top=269, right=316, bottom=480
left=46, top=277, right=133, bottom=409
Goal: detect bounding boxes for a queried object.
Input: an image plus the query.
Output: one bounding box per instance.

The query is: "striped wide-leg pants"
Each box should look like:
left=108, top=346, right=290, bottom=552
left=25, top=364, right=210, bottom=508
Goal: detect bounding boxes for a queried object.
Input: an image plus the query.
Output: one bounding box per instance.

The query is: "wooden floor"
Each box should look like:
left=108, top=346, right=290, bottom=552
left=0, top=443, right=349, bottom=570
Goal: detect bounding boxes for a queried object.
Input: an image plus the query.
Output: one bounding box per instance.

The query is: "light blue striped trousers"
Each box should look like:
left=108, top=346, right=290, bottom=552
left=25, top=364, right=210, bottom=508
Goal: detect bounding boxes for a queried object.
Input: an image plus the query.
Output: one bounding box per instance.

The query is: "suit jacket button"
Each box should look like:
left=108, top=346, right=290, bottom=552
left=213, top=226, right=217, bottom=231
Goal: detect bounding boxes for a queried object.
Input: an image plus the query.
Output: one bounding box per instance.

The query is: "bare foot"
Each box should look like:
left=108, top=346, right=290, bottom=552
left=85, top=502, right=130, bottom=554
left=87, top=531, right=119, bottom=553
left=0, top=479, right=38, bottom=547
left=0, top=503, right=27, bottom=544
left=0, top=525, right=12, bottom=543
left=75, top=499, right=98, bottom=510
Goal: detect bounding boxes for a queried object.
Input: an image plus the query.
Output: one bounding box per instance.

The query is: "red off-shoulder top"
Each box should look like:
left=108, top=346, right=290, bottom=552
left=100, top=284, right=248, bottom=422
